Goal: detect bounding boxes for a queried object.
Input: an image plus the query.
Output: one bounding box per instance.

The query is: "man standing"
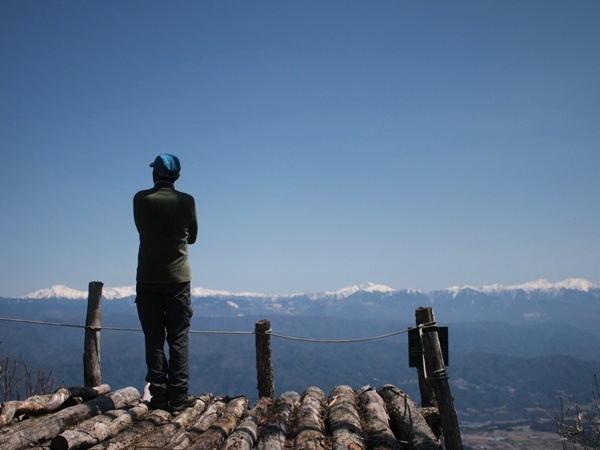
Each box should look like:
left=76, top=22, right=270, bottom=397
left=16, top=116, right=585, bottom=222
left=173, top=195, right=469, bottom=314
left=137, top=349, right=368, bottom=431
left=134, top=154, right=198, bottom=411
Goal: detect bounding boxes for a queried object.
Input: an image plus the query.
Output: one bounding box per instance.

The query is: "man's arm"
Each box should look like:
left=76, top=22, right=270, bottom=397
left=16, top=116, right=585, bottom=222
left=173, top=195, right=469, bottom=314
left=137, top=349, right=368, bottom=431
left=188, top=199, right=198, bottom=245
left=133, top=194, right=141, bottom=233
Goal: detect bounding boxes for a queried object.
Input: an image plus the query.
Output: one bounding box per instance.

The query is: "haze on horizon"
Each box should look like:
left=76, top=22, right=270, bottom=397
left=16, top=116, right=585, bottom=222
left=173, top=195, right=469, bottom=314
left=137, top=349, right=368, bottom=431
left=1, top=1, right=598, bottom=298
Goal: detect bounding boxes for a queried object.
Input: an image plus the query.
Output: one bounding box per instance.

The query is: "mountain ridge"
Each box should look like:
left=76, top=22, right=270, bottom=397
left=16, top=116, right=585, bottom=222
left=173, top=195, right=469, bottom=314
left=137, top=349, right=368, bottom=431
left=13, top=277, right=600, bottom=300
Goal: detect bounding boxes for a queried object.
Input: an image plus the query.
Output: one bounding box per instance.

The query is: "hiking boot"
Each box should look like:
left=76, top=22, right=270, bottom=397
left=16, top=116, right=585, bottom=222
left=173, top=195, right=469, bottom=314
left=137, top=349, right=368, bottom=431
left=149, top=396, right=169, bottom=410
left=170, top=394, right=196, bottom=412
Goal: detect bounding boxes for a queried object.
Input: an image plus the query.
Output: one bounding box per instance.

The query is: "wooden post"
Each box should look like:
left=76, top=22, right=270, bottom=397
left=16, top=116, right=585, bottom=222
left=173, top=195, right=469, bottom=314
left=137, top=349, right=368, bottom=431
left=84, top=281, right=103, bottom=387
left=417, top=307, right=463, bottom=450
left=255, top=319, right=275, bottom=399
left=415, top=307, right=437, bottom=408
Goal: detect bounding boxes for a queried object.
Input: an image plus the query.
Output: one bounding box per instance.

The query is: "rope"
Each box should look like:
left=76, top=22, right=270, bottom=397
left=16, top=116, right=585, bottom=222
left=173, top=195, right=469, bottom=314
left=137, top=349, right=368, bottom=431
left=0, top=316, right=410, bottom=343
left=0, top=317, right=256, bottom=335
left=0, top=317, right=88, bottom=329
left=428, top=368, right=449, bottom=380
left=190, top=330, right=254, bottom=335
left=267, top=327, right=410, bottom=343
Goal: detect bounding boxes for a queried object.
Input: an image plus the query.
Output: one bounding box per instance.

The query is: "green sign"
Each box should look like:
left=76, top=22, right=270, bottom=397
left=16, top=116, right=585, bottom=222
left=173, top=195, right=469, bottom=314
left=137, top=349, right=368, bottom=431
left=408, top=326, right=449, bottom=368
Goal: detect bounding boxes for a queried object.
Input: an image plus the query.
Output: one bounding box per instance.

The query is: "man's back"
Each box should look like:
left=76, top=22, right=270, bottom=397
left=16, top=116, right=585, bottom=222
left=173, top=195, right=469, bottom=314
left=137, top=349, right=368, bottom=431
left=134, top=181, right=198, bottom=283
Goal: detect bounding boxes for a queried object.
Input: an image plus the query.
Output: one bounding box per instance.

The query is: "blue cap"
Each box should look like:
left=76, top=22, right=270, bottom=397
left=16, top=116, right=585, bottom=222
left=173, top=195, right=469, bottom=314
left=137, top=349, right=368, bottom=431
left=150, top=154, right=181, bottom=177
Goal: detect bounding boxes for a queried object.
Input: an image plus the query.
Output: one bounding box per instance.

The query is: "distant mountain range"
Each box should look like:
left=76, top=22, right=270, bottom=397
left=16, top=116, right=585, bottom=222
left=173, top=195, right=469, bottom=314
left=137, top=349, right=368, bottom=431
left=1, top=278, right=599, bottom=423
left=8, top=278, right=599, bottom=330
left=16, top=278, right=600, bottom=300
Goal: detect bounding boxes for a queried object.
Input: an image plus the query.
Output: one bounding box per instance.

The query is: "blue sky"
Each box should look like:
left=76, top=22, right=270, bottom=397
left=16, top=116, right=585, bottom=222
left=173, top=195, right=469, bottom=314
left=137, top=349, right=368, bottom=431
left=1, top=0, right=598, bottom=297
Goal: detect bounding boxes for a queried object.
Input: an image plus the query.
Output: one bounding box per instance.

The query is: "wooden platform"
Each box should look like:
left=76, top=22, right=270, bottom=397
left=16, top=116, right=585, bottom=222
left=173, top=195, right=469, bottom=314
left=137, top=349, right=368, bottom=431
left=0, top=384, right=442, bottom=449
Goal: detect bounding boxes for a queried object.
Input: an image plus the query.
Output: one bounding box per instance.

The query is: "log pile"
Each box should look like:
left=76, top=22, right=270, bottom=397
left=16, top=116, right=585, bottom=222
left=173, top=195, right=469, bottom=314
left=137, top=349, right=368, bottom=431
left=0, top=384, right=441, bottom=450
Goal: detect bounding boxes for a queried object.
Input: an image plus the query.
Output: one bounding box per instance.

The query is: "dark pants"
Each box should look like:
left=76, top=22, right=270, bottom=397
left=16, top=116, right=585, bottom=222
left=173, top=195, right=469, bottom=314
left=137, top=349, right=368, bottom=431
left=136, top=281, right=193, bottom=403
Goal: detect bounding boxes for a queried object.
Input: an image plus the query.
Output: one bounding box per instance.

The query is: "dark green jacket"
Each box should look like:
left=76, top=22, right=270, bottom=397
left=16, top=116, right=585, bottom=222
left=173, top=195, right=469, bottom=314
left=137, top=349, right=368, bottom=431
left=134, top=181, right=198, bottom=283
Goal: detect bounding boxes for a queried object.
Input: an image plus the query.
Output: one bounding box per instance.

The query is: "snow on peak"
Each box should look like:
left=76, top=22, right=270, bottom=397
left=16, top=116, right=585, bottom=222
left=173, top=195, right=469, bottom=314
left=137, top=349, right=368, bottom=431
left=445, top=278, right=598, bottom=295
left=525, top=278, right=598, bottom=292
left=16, top=278, right=598, bottom=300
left=328, top=282, right=397, bottom=298
left=190, top=287, right=267, bottom=298
left=21, top=285, right=135, bottom=300
left=102, top=286, right=136, bottom=299
left=22, top=285, right=88, bottom=300
left=191, top=287, right=234, bottom=297
left=19, top=284, right=267, bottom=300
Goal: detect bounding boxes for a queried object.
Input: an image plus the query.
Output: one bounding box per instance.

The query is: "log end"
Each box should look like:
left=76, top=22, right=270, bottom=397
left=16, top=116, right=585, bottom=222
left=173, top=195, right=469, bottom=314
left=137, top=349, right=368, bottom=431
left=50, top=435, right=69, bottom=450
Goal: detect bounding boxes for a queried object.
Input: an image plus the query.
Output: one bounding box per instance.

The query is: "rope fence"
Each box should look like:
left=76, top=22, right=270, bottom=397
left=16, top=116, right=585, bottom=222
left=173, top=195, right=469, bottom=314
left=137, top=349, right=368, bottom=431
left=0, top=316, right=413, bottom=343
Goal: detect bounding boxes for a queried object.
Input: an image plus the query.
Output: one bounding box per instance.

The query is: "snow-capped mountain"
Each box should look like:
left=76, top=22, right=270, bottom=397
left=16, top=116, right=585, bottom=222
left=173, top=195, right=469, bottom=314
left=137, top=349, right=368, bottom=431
left=2, top=278, right=598, bottom=331
left=444, top=278, right=598, bottom=296
left=22, top=285, right=89, bottom=300
left=322, top=282, right=398, bottom=299
left=21, top=285, right=136, bottom=300
left=18, top=278, right=598, bottom=301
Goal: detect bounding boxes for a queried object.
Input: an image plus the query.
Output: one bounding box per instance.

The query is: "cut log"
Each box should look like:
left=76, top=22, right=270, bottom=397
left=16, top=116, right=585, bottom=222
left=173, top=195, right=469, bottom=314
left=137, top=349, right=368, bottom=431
left=164, top=396, right=228, bottom=450
left=87, top=408, right=172, bottom=450
left=223, top=397, right=272, bottom=450
left=419, top=407, right=442, bottom=440
left=68, top=385, right=111, bottom=398
left=0, top=385, right=111, bottom=427
left=86, top=401, right=147, bottom=444
left=257, top=391, right=300, bottom=450
left=377, top=385, right=441, bottom=450
left=50, top=410, right=126, bottom=450
left=0, top=388, right=71, bottom=428
left=122, top=393, right=212, bottom=450
left=187, top=396, right=248, bottom=450
left=50, top=401, right=151, bottom=450
left=358, top=386, right=401, bottom=450
left=326, top=385, right=366, bottom=450
left=294, top=387, right=328, bottom=450
left=0, top=387, right=138, bottom=450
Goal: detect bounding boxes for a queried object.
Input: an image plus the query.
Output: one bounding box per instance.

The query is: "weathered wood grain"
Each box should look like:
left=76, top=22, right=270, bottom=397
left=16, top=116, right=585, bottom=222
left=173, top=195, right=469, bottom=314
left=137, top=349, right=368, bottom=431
left=256, top=320, right=275, bottom=399
left=126, top=394, right=212, bottom=450
left=377, top=385, right=440, bottom=450
left=0, top=385, right=110, bottom=427
left=327, top=385, right=366, bottom=450
left=164, top=396, right=228, bottom=450
left=50, top=409, right=128, bottom=450
left=0, top=387, right=139, bottom=450
left=294, top=387, right=328, bottom=450
left=187, top=396, right=248, bottom=450
left=358, top=387, right=401, bottom=450
left=84, top=282, right=103, bottom=388
left=257, top=391, right=300, bottom=450
left=223, top=397, right=273, bottom=450
left=87, top=408, right=172, bottom=450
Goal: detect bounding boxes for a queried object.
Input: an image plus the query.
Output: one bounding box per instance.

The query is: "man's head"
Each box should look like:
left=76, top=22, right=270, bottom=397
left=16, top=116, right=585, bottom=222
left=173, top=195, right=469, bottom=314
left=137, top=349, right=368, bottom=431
left=150, top=154, right=181, bottom=182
